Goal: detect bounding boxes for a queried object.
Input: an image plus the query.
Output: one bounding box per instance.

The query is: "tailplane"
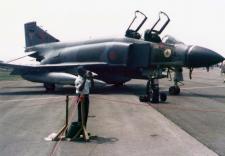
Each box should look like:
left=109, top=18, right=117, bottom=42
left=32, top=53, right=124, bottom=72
left=24, top=22, right=59, bottom=47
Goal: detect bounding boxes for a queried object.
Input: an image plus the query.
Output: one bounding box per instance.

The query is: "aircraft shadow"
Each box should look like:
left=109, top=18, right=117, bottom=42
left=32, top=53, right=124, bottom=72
left=178, top=92, right=225, bottom=99
left=2, top=83, right=222, bottom=100
left=73, top=136, right=119, bottom=144
left=0, top=90, right=48, bottom=96
left=92, top=84, right=145, bottom=95
left=0, top=84, right=146, bottom=96
left=2, top=86, right=43, bottom=89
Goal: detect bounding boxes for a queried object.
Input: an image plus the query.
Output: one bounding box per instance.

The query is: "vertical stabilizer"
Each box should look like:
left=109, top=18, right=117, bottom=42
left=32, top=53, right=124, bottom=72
left=24, top=22, right=59, bottom=47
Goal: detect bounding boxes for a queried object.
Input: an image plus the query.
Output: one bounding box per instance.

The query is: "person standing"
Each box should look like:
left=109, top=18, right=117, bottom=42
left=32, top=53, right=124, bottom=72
left=74, top=66, right=91, bottom=127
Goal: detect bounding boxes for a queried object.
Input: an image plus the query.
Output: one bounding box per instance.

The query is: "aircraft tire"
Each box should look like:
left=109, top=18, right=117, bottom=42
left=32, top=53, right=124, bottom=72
left=169, top=86, right=175, bottom=95
left=160, top=92, right=167, bottom=102
left=175, top=86, right=180, bottom=95
left=151, top=88, right=159, bottom=103
left=169, top=86, right=180, bottom=95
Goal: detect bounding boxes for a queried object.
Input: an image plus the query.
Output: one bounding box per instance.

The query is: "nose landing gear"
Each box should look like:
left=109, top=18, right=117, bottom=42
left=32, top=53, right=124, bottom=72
left=168, top=67, right=183, bottom=95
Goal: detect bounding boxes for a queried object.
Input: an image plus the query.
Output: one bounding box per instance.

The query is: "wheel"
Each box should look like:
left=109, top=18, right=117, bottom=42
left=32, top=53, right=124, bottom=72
left=151, top=88, right=159, bottom=103
left=169, top=86, right=175, bottom=95
left=160, top=92, right=167, bottom=102
left=44, top=83, right=55, bottom=92
left=175, top=86, right=180, bottom=95
left=169, top=86, right=180, bottom=95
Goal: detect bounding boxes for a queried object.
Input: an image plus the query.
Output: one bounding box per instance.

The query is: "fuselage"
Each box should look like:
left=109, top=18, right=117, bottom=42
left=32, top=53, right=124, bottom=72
left=25, top=37, right=180, bottom=84
left=24, top=37, right=224, bottom=85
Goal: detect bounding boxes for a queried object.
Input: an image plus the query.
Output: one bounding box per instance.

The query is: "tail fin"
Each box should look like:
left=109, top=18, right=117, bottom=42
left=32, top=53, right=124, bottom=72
left=24, top=22, right=59, bottom=47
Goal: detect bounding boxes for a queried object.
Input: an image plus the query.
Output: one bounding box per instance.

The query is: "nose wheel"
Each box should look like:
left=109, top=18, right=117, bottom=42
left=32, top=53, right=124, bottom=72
left=169, top=86, right=180, bottom=95
left=168, top=67, right=183, bottom=95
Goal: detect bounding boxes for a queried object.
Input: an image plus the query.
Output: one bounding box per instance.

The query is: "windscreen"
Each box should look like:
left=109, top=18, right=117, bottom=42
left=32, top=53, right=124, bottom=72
left=162, top=35, right=184, bottom=44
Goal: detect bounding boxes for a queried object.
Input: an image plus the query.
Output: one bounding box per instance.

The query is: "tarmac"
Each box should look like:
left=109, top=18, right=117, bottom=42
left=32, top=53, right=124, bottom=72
left=0, top=68, right=224, bottom=156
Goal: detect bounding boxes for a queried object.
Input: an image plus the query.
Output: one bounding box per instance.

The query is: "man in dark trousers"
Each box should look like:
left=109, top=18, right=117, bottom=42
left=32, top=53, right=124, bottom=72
left=74, top=66, right=91, bottom=127
left=65, top=67, right=92, bottom=140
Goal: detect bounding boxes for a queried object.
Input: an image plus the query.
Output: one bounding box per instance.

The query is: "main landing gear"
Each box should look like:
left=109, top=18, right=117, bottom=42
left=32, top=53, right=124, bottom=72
left=139, top=78, right=167, bottom=103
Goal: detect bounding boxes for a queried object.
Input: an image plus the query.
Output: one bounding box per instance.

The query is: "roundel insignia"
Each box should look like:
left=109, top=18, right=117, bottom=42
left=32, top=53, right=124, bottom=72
left=109, top=51, right=117, bottom=61
left=164, top=48, right=172, bottom=58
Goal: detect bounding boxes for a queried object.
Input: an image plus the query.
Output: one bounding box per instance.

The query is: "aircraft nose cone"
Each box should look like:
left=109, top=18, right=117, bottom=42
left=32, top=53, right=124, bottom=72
left=186, top=45, right=224, bottom=67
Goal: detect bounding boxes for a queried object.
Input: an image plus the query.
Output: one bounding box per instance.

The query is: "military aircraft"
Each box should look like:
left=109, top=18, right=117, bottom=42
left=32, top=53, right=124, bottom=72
left=0, top=11, right=224, bottom=102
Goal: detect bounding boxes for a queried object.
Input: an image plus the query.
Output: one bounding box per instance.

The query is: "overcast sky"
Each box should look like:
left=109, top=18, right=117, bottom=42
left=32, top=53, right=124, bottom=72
left=0, top=0, right=225, bottom=63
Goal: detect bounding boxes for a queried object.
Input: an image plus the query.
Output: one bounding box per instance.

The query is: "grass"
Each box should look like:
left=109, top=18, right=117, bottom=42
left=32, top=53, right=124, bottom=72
left=0, top=69, right=22, bottom=81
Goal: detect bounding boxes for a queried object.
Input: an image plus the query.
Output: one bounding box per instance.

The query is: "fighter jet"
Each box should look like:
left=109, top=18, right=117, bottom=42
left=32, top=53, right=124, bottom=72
left=0, top=11, right=224, bottom=102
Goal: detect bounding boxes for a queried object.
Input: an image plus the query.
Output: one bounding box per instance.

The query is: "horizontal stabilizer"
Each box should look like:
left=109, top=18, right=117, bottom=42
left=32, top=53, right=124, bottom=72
left=6, top=52, right=37, bottom=63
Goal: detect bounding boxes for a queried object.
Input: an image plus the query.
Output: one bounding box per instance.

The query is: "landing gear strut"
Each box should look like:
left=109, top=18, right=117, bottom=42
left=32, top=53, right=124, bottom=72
left=140, top=78, right=167, bottom=103
left=169, top=67, right=183, bottom=95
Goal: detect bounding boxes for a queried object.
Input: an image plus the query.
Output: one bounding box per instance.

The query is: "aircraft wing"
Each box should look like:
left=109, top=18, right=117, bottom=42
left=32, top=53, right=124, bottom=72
left=0, top=62, right=107, bottom=75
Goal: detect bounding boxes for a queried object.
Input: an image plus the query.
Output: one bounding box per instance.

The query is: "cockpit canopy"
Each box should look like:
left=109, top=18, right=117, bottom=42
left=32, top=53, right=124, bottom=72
left=125, top=10, right=147, bottom=39
left=125, top=10, right=170, bottom=43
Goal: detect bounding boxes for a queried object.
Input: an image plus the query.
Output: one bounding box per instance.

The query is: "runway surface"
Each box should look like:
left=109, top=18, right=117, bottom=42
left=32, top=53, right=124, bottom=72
left=0, top=68, right=224, bottom=156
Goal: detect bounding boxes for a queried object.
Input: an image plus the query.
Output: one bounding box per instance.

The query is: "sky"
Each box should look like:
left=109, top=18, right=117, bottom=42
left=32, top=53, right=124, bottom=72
left=0, top=0, right=225, bottom=63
